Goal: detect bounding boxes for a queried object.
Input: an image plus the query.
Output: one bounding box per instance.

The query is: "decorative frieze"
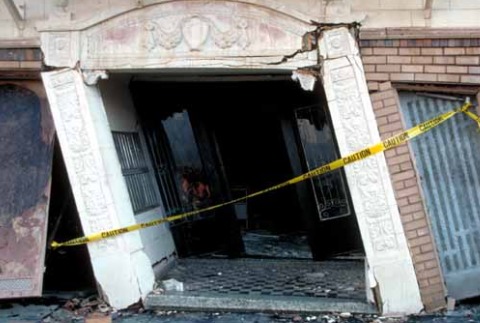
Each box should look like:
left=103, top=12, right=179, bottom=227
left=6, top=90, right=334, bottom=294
left=40, top=1, right=316, bottom=70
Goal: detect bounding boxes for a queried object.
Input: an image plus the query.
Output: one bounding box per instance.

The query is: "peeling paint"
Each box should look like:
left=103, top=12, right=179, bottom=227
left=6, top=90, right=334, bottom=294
left=0, top=84, right=54, bottom=299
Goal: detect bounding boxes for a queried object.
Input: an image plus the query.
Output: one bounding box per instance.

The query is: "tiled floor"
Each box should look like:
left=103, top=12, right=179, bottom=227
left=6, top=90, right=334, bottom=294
left=162, top=258, right=366, bottom=301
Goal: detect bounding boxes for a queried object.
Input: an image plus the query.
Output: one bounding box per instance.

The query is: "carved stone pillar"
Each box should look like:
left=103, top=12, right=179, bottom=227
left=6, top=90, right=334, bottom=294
left=318, top=27, right=423, bottom=315
left=42, top=69, right=154, bottom=309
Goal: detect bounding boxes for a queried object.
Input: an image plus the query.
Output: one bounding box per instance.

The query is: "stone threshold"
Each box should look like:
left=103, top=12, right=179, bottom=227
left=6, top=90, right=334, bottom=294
left=144, top=293, right=378, bottom=314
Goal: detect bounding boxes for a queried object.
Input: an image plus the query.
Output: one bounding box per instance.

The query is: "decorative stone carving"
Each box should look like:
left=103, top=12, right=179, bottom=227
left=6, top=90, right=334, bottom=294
left=50, top=0, right=72, bottom=21
left=319, top=27, right=422, bottom=315
left=45, top=71, right=116, bottom=252
left=143, top=15, right=249, bottom=51
left=39, top=1, right=316, bottom=69
left=41, top=31, right=79, bottom=68
left=320, top=27, right=357, bottom=60
left=329, top=65, right=398, bottom=253
left=42, top=69, right=155, bottom=309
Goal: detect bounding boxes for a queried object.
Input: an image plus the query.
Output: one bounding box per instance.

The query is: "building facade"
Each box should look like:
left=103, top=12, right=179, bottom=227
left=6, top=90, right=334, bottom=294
left=0, top=0, right=479, bottom=315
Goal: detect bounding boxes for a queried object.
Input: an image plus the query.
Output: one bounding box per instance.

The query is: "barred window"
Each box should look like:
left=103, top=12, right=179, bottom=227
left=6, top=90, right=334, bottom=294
left=112, top=131, right=161, bottom=214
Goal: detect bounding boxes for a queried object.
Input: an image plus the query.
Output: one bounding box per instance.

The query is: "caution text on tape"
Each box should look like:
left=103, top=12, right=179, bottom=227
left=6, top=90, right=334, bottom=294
left=51, top=102, right=475, bottom=249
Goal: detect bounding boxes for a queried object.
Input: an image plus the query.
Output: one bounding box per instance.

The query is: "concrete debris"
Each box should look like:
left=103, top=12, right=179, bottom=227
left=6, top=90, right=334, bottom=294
left=85, top=312, right=112, bottom=323
left=52, top=294, right=114, bottom=321
left=161, top=278, right=184, bottom=292
left=292, top=69, right=317, bottom=91
left=2, top=301, right=480, bottom=323
left=340, top=312, right=352, bottom=318
left=125, top=299, right=144, bottom=313
left=155, top=310, right=178, bottom=316
left=242, top=231, right=313, bottom=259
left=98, top=303, right=110, bottom=313
left=81, top=295, right=100, bottom=308
left=447, top=297, right=456, bottom=311
left=152, top=287, right=165, bottom=295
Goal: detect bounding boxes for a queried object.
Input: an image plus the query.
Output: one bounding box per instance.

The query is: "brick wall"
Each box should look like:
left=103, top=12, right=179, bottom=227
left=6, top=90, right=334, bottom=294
left=360, top=39, right=480, bottom=90
left=370, top=82, right=447, bottom=312
left=0, top=48, right=43, bottom=78
left=362, top=35, right=480, bottom=311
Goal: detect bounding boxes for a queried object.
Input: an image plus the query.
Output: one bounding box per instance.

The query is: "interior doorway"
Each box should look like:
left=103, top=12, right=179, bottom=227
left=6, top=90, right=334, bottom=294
left=130, top=77, right=363, bottom=261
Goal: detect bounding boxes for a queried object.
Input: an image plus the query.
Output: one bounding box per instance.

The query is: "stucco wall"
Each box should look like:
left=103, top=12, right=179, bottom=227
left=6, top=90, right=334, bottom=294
left=99, top=75, right=176, bottom=269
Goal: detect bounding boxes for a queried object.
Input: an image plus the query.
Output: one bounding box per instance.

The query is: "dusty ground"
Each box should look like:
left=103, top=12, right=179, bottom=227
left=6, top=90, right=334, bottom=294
left=1, top=297, right=480, bottom=323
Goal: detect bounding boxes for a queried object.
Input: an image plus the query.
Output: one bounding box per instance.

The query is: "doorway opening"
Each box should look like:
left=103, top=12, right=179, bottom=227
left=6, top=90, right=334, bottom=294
left=130, top=78, right=363, bottom=261
left=124, top=75, right=370, bottom=312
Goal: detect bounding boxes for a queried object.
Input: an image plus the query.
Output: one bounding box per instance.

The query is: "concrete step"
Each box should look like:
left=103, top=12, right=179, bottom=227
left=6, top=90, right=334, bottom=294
left=145, top=293, right=378, bottom=314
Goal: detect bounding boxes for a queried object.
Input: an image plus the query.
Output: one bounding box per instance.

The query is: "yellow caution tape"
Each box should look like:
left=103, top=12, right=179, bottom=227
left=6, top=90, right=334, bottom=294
left=51, top=102, right=475, bottom=249
left=463, top=108, right=480, bottom=129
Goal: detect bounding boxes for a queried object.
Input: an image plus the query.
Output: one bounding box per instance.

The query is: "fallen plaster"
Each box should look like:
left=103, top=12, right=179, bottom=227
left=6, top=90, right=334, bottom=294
left=292, top=69, right=317, bottom=91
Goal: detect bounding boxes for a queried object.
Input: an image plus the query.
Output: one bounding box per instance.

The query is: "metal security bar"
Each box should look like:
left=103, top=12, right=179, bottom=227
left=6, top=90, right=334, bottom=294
left=112, top=131, right=161, bottom=214
left=400, top=92, right=480, bottom=300
left=295, top=105, right=352, bottom=220
left=143, top=126, right=184, bottom=217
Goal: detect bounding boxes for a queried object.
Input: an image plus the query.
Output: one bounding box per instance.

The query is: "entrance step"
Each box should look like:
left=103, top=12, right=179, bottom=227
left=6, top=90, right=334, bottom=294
left=145, top=258, right=377, bottom=314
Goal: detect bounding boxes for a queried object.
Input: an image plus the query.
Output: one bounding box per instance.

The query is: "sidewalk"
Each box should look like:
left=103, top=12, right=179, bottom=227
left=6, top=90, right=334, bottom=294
left=1, top=298, right=480, bottom=323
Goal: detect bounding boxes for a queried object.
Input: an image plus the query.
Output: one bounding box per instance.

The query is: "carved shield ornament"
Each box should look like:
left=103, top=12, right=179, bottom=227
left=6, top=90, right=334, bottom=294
left=182, top=16, right=210, bottom=51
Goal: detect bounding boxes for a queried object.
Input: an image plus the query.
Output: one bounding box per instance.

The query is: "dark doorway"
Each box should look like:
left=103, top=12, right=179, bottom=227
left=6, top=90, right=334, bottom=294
left=131, top=78, right=362, bottom=260
left=43, top=139, right=97, bottom=293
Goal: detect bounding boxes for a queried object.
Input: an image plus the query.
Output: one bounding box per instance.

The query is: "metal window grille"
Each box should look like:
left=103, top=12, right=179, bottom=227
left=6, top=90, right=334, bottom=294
left=295, top=105, right=352, bottom=221
left=112, top=131, right=161, bottom=214
left=143, top=126, right=184, bottom=217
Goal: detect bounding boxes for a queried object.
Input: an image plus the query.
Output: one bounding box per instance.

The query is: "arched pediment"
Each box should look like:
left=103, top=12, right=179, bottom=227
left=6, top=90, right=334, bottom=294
left=40, top=1, right=317, bottom=70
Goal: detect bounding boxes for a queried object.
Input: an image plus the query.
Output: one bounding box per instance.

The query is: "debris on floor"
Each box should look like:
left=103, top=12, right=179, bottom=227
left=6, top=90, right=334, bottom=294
left=0, top=303, right=58, bottom=322
left=242, top=231, right=313, bottom=259
left=85, top=312, right=112, bottom=323
left=159, top=258, right=365, bottom=300
left=2, top=298, right=480, bottom=322
left=161, top=278, right=184, bottom=292
left=144, top=258, right=372, bottom=314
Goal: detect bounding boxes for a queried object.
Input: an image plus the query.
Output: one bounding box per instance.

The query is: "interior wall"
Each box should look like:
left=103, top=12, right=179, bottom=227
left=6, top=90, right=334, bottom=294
left=99, top=75, right=176, bottom=269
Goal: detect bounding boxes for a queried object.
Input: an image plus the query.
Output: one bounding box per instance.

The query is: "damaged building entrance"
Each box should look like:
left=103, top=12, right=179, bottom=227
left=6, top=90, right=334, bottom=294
left=131, top=78, right=363, bottom=261
left=39, top=1, right=424, bottom=310
left=126, top=76, right=370, bottom=312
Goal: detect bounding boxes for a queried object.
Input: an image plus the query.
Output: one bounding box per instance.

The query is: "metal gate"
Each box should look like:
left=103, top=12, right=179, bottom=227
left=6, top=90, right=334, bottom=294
left=399, top=92, right=480, bottom=300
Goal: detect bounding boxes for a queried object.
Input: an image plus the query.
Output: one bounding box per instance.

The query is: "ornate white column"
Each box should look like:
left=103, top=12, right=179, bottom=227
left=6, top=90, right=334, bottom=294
left=318, top=27, right=423, bottom=315
left=42, top=69, right=154, bottom=309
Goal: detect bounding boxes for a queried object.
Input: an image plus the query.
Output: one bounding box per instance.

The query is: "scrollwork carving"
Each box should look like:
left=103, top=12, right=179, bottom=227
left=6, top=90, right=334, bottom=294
left=143, top=15, right=250, bottom=51
left=47, top=71, right=117, bottom=251
left=144, top=21, right=183, bottom=50
left=331, top=64, right=399, bottom=254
